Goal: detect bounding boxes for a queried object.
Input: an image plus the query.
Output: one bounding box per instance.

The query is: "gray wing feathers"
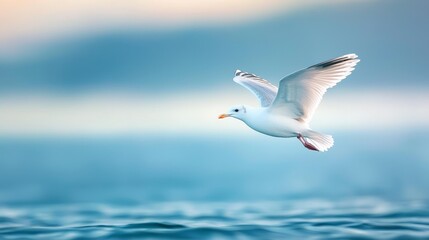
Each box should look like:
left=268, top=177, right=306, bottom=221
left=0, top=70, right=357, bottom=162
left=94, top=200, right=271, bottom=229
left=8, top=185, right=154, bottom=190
left=233, top=70, right=278, bottom=107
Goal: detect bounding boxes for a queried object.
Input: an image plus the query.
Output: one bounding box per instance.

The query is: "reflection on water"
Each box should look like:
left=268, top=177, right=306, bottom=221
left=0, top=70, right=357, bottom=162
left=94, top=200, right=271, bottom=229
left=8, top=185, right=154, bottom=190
left=1, top=198, right=429, bottom=239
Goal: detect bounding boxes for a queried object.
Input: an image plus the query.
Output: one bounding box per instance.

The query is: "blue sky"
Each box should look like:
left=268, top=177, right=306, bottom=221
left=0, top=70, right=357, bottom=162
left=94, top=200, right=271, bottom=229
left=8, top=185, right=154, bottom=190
left=0, top=0, right=428, bottom=136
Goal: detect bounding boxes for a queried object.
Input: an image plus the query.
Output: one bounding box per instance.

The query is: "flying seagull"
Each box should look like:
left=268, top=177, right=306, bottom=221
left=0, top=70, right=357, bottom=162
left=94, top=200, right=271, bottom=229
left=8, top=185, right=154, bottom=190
left=218, top=54, right=360, bottom=152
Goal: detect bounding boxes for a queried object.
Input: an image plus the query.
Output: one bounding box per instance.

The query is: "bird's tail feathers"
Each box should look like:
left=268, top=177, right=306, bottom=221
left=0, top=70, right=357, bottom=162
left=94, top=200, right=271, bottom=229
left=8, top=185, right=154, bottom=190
left=302, top=130, right=334, bottom=152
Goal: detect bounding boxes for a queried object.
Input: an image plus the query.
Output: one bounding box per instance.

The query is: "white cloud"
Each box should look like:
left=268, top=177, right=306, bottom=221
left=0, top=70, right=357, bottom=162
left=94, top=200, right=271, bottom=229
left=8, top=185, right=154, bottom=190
left=0, top=88, right=427, bottom=136
left=0, top=0, right=367, bottom=55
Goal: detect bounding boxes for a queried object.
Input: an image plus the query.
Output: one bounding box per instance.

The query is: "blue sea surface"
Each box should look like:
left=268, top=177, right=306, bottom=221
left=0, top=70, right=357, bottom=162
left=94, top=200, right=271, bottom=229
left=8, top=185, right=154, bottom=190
left=1, top=199, right=429, bottom=239
left=0, top=132, right=428, bottom=239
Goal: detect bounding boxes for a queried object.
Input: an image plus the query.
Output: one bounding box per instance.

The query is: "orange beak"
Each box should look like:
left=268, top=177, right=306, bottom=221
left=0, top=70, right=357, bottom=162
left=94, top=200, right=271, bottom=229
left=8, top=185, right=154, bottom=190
left=218, top=113, right=230, bottom=119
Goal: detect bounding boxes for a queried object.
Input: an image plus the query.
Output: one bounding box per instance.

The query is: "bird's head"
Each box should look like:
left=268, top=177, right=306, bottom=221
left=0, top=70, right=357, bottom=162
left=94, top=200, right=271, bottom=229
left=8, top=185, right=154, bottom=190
left=218, top=105, right=247, bottom=120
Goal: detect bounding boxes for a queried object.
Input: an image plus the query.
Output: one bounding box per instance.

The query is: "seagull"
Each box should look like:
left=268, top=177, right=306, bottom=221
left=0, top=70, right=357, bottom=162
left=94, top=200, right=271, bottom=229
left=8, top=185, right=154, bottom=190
left=218, top=54, right=360, bottom=152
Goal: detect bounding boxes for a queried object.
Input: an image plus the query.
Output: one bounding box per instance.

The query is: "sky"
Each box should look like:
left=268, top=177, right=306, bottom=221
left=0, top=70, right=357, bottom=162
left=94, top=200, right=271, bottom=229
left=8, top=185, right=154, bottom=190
left=0, top=0, right=364, bottom=53
left=0, top=0, right=428, bottom=136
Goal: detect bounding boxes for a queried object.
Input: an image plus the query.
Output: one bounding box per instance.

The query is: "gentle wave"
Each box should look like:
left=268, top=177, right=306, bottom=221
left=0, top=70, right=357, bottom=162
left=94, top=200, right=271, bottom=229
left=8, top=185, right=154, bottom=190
left=1, top=198, right=429, bottom=239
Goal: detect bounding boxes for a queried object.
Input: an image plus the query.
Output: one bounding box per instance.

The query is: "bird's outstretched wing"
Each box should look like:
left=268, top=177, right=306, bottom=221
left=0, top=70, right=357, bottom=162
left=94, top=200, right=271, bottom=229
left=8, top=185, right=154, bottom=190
left=270, top=54, right=360, bottom=122
left=233, top=70, right=278, bottom=107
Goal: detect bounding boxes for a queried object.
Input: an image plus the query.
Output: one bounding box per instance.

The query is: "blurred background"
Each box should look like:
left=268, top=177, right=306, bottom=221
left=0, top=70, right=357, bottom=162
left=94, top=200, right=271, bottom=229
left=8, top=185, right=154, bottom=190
left=0, top=0, right=428, bottom=205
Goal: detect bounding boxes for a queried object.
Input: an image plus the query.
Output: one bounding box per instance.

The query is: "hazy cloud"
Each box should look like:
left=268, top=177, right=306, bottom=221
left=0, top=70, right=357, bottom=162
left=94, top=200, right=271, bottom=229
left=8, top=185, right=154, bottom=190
left=0, top=0, right=365, bottom=54
left=0, top=88, right=425, bottom=136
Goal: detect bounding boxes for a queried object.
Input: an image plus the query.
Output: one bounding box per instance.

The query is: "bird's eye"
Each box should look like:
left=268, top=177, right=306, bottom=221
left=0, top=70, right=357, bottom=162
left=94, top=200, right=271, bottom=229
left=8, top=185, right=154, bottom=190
left=234, top=109, right=239, bottom=112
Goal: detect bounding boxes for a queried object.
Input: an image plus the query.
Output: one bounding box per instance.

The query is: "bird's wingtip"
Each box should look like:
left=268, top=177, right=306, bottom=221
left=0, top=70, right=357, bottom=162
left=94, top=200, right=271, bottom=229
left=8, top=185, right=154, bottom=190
left=345, top=53, right=359, bottom=59
left=347, top=53, right=360, bottom=64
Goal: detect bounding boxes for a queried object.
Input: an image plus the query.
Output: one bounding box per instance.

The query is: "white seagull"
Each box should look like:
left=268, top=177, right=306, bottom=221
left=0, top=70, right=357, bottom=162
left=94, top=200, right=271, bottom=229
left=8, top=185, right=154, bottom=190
left=218, top=54, right=360, bottom=152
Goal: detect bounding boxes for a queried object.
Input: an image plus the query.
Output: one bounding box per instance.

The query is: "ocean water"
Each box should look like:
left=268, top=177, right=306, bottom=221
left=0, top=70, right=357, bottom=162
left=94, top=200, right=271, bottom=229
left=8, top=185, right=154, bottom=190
left=1, top=199, right=429, bottom=239
left=0, top=132, right=429, bottom=239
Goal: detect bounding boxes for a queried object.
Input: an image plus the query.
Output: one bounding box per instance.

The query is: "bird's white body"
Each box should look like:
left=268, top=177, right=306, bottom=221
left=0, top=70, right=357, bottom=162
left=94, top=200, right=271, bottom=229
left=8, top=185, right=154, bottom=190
left=219, top=54, right=360, bottom=152
left=239, top=106, right=306, bottom=138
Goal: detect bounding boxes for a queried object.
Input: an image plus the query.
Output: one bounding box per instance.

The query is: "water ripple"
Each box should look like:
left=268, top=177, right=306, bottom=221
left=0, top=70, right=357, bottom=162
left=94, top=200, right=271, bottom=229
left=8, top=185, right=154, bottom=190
left=1, top=198, right=429, bottom=239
